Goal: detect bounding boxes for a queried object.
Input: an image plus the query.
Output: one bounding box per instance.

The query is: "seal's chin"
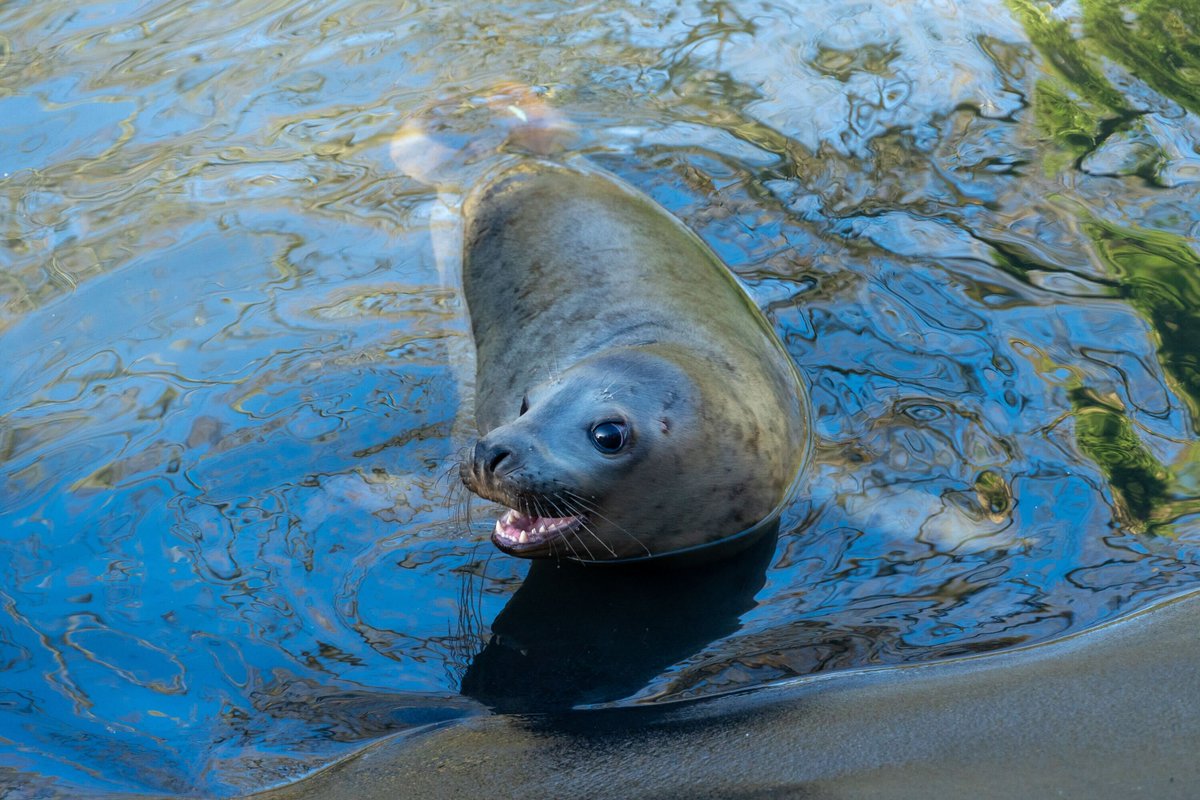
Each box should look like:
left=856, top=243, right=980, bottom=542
left=492, top=508, right=584, bottom=556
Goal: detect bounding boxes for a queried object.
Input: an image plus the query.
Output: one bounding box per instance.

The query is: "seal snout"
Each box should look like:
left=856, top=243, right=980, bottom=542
left=460, top=435, right=589, bottom=556
left=474, top=439, right=515, bottom=481
left=459, top=438, right=519, bottom=501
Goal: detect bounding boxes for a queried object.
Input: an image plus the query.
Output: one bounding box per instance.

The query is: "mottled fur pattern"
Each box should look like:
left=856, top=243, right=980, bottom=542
left=460, top=161, right=810, bottom=561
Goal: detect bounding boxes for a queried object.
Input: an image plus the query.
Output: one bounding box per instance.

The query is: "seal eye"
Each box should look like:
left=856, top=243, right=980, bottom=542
left=519, top=395, right=529, bottom=416
left=590, top=421, right=627, bottom=454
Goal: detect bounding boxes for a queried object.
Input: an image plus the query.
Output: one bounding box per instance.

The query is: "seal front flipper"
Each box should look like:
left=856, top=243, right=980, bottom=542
left=459, top=160, right=811, bottom=562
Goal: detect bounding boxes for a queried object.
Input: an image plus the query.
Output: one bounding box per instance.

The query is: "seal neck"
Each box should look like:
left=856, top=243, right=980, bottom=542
left=566, top=517, right=782, bottom=568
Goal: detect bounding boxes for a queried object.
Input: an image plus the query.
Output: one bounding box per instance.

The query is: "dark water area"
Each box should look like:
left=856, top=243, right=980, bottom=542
left=2, top=0, right=1199, bottom=795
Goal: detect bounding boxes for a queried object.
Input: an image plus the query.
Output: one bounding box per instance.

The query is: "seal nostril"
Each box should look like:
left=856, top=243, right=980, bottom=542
left=486, top=447, right=511, bottom=475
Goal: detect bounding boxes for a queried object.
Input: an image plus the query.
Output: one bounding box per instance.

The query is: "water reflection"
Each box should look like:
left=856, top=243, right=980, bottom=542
left=1, top=0, right=1200, bottom=795
left=462, top=527, right=778, bottom=712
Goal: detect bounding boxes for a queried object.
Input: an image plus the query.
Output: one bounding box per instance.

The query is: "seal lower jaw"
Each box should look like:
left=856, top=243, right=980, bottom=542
left=491, top=508, right=585, bottom=556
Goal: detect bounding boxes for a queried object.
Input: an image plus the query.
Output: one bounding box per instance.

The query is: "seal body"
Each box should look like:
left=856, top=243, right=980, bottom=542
left=459, top=161, right=809, bottom=561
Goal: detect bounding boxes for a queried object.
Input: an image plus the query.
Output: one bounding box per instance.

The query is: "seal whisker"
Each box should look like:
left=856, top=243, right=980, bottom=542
left=437, top=446, right=475, bottom=520
left=570, top=532, right=596, bottom=561
left=540, top=496, right=596, bottom=560
left=550, top=516, right=586, bottom=561
left=446, top=471, right=477, bottom=537
left=555, top=495, right=618, bottom=558
left=571, top=516, right=615, bottom=559
left=434, top=445, right=472, bottom=471
left=550, top=533, right=575, bottom=563
left=523, top=495, right=571, bottom=557
left=563, top=490, right=652, bottom=556
left=435, top=457, right=462, bottom=497
left=449, top=543, right=489, bottom=686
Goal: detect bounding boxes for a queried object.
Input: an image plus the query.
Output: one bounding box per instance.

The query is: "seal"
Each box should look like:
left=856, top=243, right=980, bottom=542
left=459, top=160, right=810, bottom=561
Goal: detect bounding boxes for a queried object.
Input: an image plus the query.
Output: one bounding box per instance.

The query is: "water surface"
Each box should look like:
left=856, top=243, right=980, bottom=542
left=2, top=0, right=1199, bottom=795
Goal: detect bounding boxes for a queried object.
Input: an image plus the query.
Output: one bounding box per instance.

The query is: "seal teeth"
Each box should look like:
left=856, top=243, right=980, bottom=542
left=489, top=507, right=586, bottom=550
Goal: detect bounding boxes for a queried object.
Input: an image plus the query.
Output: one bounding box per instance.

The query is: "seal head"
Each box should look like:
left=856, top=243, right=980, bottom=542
left=461, top=347, right=769, bottom=560
left=460, top=161, right=810, bottom=562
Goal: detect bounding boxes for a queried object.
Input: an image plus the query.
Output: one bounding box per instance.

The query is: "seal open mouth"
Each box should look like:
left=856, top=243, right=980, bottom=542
left=492, top=508, right=584, bottom=553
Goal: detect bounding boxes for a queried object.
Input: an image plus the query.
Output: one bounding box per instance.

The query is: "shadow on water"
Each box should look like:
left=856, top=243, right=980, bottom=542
left=460, top=527, right=778, bottom=712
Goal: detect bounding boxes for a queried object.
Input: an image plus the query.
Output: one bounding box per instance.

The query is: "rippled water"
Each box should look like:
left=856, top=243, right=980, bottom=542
left=2, top=0, right=1200, bottom=795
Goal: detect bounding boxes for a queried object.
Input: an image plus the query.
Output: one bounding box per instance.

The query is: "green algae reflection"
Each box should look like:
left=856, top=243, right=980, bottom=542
left=1085, top=0, right=1200, bottom=115
left=1014, top=0, right=1200, bottom=175
left=1085, top=219, right=1200, bottom=428
left=1013, top=0, right=1200, bottom=116
left=1070, top=218, right=1200, bottom=533
left=1070, top=387, right=1171, bottom=530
